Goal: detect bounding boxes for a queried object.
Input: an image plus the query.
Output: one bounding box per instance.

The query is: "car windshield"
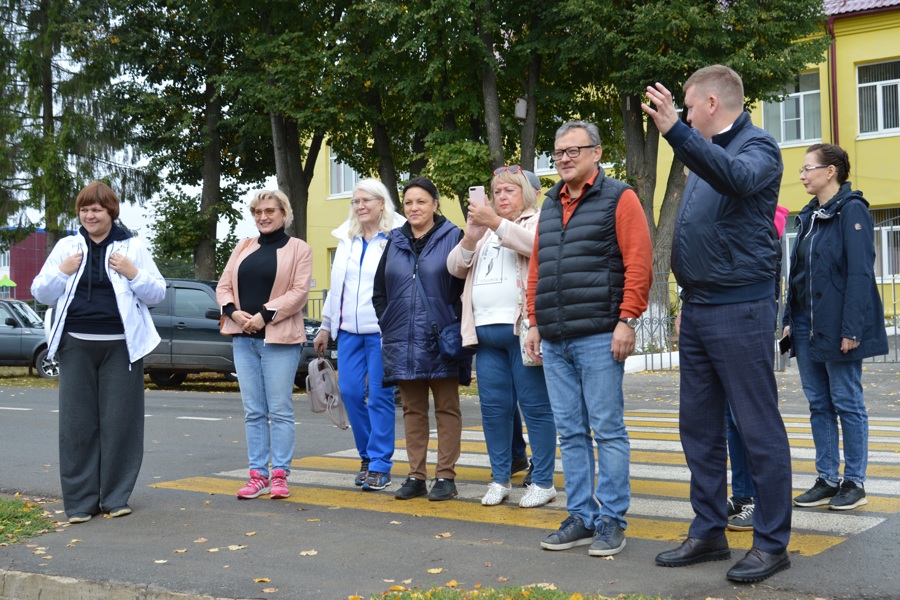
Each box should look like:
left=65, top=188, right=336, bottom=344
left=7, top=301, right=43, bottom=328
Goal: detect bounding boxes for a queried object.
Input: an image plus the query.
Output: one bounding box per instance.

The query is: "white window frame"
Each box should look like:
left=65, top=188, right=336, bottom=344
left=874, top=224, right=900, bottom=282
left=858, top=60, right=900, bottom=138
left=329, top=149, right=360, bottom=198
left=763, top=72, right=822, bottom=147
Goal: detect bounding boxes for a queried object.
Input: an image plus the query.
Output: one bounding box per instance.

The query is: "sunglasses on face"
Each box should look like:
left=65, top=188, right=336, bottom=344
left=251, top=207, right=280, bottom=218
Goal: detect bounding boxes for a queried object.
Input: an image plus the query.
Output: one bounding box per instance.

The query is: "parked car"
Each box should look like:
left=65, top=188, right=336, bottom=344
left=0, top=299, right=58, bottom=378
left=144, top=279, right=337, bottom=388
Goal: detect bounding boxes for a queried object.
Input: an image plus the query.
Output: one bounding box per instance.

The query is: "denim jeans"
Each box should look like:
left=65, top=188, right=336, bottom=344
left=792, top=313, right=868, bottom=484
left=337, top=331, right=396, bottom=473
left=233, top=336, right=302, bottom=476
left=541, top=331, right=629, bottom=530
left=726, top=402, right=756, bottom=498
left=475, top=324, right=557, bottom=488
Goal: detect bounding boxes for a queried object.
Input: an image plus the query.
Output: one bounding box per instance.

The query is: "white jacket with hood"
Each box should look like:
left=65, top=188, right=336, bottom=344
left=31, top=231, right=166, bottom=364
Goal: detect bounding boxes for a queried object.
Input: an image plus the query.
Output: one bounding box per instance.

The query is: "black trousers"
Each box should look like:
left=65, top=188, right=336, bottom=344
left=57, top=335, right=145, bottom=517
left=678, top=299, right=792, bottom=554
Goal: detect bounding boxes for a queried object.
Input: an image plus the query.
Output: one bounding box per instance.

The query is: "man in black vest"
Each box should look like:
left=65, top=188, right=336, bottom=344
left=642, top=65, right=792, bottom=583
left=524, top=120, right=652, bottom=557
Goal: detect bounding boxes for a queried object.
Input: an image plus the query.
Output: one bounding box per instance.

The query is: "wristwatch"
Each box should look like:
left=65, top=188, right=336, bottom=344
left=619, top=318, right=638, bottom=329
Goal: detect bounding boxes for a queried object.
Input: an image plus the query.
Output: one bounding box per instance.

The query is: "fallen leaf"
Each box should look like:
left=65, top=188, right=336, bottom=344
left=306, top=518, right=320, bottom=523
left=204, top=500, right=212, bottom=505
left=194, top=537, right=208, bottom=543
left=402, top=579, right=412, bottom=585
left=570, top=594, right=584, bottom=600
left=474, top=582, right=483, bottom=589
left=299, top=549, right=318, bottom=556
left=253, top=578, right=270, bottom=583
left=427, top=568, right=443, bottom=574
left=445, top=580, right=458, bottom=588
left=601, top=556, right=614, bottom=561
left=382, top=579, right=394, bottom=583
left=245, top=532, right=257, bottom=537
left=497, top=576, right=509, bottom=582
left=388, top=586, right=407, bottom=592
left=348, top=596, right=363, bottom=600
left=483, top=562, right=492, bottom=568
left=390, top=521, right=402, bottom=525
left=69, top=539, right=81, bottom=543
left=261, top=588, right=278, bottom=593
left=174, top=549, right=187, bottom=554
left=154, top=560, right=168, bottom=564
left=434, top=532, right=452, bottom=538
left=207, top=548, right=220, bottom=553
left=228, top=545, right=247, bottom=551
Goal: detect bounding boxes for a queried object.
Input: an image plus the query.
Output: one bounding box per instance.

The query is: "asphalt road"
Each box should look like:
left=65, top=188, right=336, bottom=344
left=1, top=365, right=899, bottom=600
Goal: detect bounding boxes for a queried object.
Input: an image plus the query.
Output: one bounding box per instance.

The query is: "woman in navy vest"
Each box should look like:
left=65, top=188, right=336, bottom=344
left=373, top=177, right=468, bottom=502
left=785, top=143, right=888, bottom=511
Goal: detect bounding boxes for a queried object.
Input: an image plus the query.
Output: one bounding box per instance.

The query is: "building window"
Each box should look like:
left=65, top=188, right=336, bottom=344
left=859, top=60, right=900, bottom=135
left=874, top=225, right=900, bottom=280
left=329, top=150, right=359, bottom=197
left=763, top=72, right=822, bottom=145
left=533, top=153, right=554, bottom=175
left=0, top=251, right=8, bottom=268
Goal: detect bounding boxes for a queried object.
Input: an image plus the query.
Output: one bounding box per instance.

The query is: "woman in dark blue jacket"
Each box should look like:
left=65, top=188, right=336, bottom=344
left=784, top=143, right=888, bottom=511
left=373, top=177, right=469, bottom=502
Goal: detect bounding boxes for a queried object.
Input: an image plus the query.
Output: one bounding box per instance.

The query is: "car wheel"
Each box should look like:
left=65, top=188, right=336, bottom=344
left=36, top=348, right=59, bottom=379
left=149, top=371, right=188, bottom=388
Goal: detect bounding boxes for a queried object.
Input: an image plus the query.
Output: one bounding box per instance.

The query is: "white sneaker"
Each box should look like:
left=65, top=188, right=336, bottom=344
left=519, top=484, right=557, bottom=508
left=481, top=482, right=511, bottom=506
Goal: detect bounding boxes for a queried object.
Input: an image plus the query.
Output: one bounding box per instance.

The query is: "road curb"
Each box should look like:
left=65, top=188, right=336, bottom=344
left=0, top=569, right=232, bottom=600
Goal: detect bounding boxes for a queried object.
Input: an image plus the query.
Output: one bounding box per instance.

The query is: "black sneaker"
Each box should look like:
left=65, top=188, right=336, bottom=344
left=427, top=478, right=458, bottom=501
left=394, top=477, right=427, bottom=500
left=511, top=456, right=530, bottom=476
left=523, top=460, right=534, bottom=488
left=727, top=496, right=753, bottom=518
left=793, top=477, right=839, bottom=507
left=354, top=459, right=370, bottom=487
left=540, top=514, right=594, bottom=551
left=829, top=480, right=867, bottom=510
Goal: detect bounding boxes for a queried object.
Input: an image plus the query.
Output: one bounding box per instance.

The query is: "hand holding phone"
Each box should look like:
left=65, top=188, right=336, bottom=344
left=468, top=186, right=486, bottom=207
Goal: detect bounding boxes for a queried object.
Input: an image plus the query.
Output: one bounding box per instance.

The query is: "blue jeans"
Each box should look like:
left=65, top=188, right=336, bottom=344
left=541, top=331, right=629, bottom=530
left=337, top=331, right=396, bottom=473
left=792, top=313, right=868, bottom=484
left=726, top=402, right=756, bottom=498
left=475, top=324, right=557, bottom=488
left=233, top=336, right=302, bottom=476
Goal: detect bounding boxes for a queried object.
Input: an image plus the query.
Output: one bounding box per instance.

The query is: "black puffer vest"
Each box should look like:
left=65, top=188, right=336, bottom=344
left=535, top=173, right=630, bottom=342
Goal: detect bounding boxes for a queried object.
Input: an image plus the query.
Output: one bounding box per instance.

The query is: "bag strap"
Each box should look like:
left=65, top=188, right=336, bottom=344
left=408, top=254, right=442, bottom=335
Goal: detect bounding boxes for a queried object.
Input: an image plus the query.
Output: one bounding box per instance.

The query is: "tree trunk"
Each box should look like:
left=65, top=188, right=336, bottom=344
left=478, top=5, right=504, bottom=170
left=367, top=88, right=400, bottom=207
left=271, top=113, right=305, bottom=238
left=195, top=79, right=221, bottom=280
left=654, top=157, right=687, bottom=276
left=519, top=53, right=541, bottom=171
left=39, top=0, right=61, bottom=254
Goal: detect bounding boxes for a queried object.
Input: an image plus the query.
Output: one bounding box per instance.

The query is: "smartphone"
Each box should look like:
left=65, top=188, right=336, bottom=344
left=468, top=186, right=486, bottom=207
left=779, top=334, right=791, bottom=355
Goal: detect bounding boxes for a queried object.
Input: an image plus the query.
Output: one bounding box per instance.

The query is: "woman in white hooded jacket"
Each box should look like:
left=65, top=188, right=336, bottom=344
left=314, top=178, right=405, bottom=492
left=31, top=181, right=165, bottom=524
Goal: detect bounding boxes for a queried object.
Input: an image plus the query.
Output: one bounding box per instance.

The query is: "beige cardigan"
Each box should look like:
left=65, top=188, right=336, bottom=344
left=216, top=236, right=313, bottom=344
left=446, top=208, right=540, bottom=348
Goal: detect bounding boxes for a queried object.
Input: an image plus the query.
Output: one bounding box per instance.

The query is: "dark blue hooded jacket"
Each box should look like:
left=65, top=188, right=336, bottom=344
left=783, top=183, right=888, bottom=362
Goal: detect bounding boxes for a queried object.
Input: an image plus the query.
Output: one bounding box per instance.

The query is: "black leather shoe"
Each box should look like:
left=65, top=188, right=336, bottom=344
left=726, top=547, right=790, bottom=582
left=655, top=536, right=731, bottom=567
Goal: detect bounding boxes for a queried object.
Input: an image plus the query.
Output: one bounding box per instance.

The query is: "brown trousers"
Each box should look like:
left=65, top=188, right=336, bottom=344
left=398, top=378, right=461, bottom=480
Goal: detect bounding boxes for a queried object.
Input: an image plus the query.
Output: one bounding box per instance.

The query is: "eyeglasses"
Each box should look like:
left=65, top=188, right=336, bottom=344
left=799, top=165, right=830, bottom=175
left=350, top=196, right=380, bottom=206
left=493, top=165, right=522, bottom=175
left=251, top=207, right=280, bottom=218
left=551, top=145, right=597, bottom=160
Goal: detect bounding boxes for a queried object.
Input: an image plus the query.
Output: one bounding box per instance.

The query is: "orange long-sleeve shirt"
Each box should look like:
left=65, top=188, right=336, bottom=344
left=526, top=172, right=653, bottom=325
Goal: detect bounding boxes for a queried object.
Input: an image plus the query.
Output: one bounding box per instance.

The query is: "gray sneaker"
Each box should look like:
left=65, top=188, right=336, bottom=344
left=541, top=515, right=594, bottom=551
left=588, top=516, right=626, bottom=556
left=727, top=502, right=754, bottom=531
left=794, top=477, right=838, bottom=507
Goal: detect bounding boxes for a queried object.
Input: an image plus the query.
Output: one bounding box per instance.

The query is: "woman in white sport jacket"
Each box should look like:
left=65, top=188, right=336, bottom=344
left=313, top=178, right=405, bottom=492
left=31, top=181, right=166, bottom=524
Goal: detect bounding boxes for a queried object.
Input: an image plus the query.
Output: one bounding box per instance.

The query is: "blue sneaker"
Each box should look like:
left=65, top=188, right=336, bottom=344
left=354, top=460, right=370, bottom=487
left=362, top=471, right=391, bottom=491
left=540, top=515, right=594, bottom=551
left=588, top=516, right=626, bottom=556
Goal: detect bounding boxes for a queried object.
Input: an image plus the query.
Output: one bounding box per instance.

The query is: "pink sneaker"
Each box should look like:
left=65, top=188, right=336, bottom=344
left=237, top=469, right=271, bottom=499
left=270, top=469, right=290, bottom=499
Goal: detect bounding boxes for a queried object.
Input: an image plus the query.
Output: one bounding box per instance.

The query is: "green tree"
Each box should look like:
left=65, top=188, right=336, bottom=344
left=559, top=0, right=831, bottom=274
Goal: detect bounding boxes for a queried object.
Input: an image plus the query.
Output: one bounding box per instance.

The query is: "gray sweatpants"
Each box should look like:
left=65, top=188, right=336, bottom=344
left=57, top=334, right=145, bottom=517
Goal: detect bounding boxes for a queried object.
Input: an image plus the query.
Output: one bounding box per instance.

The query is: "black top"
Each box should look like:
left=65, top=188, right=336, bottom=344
left=226, top=227, right=290, bottom=339
left=65, top=223, right=130, bottom=335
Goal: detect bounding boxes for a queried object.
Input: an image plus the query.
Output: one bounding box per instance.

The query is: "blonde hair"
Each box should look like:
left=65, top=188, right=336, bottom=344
left=684, top=65, right=745, bottom=112
left=249, top=189, right=293, bottom=228
left=490, top=170, right=538, bottom=213
left=347, top=178, right=397, bottom=239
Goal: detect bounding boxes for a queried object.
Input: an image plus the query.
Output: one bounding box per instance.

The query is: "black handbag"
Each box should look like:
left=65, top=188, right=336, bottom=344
left=409, top=255, right=475, bottom=361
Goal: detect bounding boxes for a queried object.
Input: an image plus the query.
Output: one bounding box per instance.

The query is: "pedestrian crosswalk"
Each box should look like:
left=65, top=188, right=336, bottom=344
left=153, top=409, right=900, bottom=556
